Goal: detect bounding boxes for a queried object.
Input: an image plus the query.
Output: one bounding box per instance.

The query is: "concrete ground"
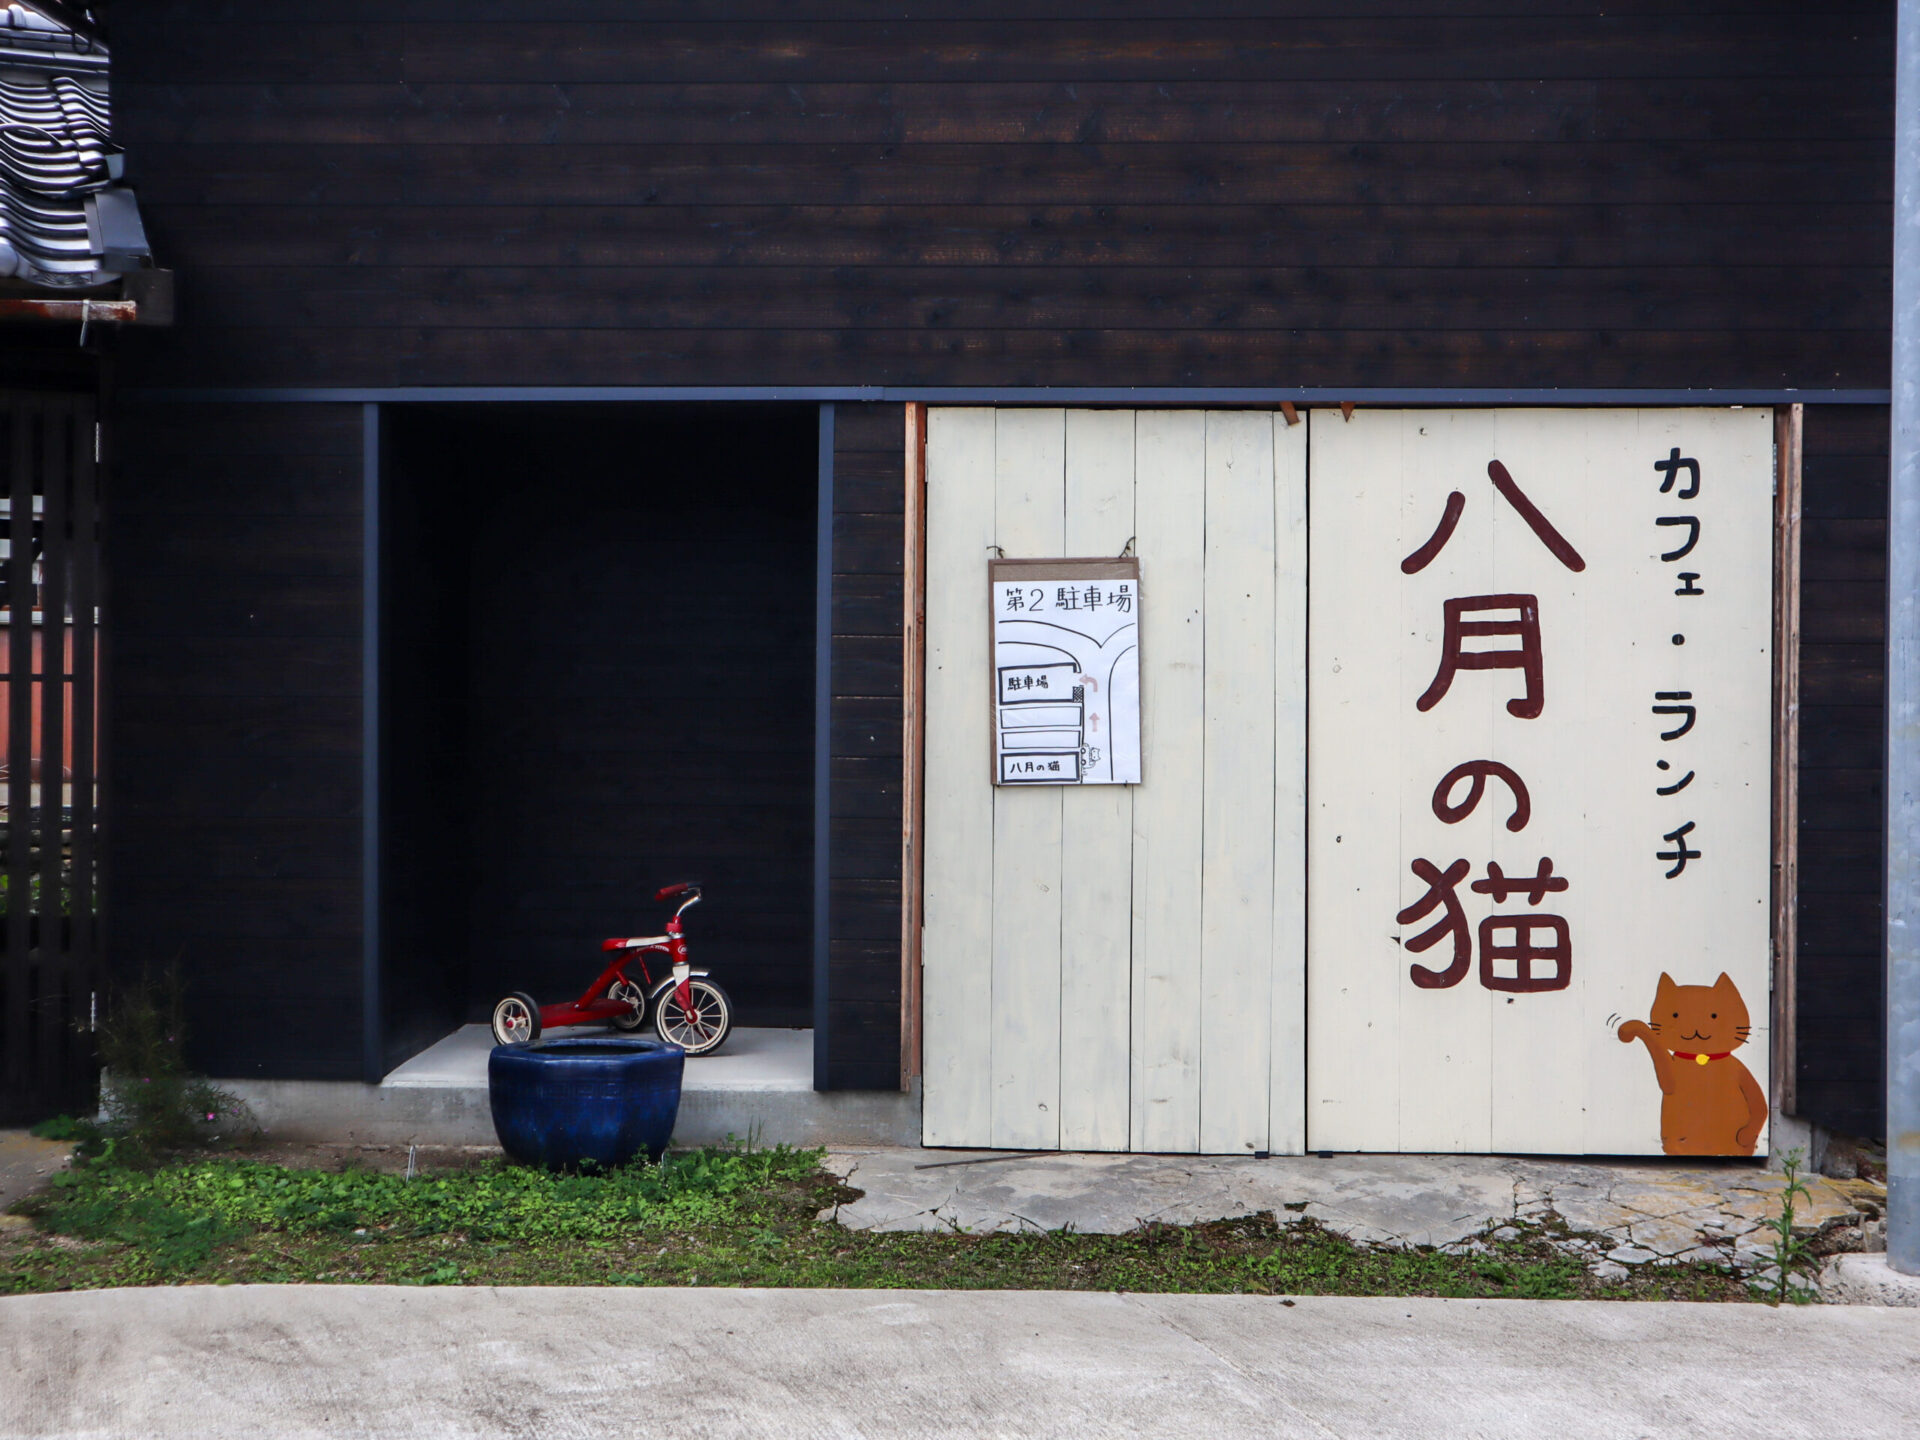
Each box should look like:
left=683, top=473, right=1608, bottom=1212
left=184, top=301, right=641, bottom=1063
left=826, top=1148, right=1888, bottom=1286
left=5, top=1284, right=1919, bottom=1439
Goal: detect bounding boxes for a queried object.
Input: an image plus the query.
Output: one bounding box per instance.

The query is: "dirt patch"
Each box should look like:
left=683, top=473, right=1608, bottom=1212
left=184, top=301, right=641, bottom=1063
left=235, top=1142, right=505, bottom=1177
left=0, top=1132, right=75, bottom=1214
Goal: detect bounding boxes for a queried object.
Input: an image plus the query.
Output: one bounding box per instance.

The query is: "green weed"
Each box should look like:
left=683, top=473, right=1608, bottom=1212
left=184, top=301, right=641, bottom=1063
left=1758, top=1148, right=1816, bottom=1305
left=38, top=1188, right=249, bottom=1276
left=93, top=968, right=256, bottom=1165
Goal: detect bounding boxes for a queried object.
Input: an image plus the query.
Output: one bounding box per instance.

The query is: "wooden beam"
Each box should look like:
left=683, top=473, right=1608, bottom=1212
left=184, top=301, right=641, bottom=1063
left=901, top=401, right=929, bottom=1090
left=1772, top=401, right=1804, bottom=1118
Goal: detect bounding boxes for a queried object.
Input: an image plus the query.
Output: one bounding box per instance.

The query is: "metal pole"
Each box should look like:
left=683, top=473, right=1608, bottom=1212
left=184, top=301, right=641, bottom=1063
left=1888, top=0, right=1920, bottom=1276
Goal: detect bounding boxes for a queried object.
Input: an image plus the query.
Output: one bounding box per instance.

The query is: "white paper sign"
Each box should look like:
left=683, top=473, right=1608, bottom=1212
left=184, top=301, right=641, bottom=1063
left=989, top=558, right=1141, bottom=785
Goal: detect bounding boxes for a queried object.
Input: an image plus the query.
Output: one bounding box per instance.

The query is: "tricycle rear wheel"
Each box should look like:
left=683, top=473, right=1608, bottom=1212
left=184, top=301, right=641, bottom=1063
left=491, top=991, right=542, bottom=1046
left=607, top=977, right=648, bottom=1032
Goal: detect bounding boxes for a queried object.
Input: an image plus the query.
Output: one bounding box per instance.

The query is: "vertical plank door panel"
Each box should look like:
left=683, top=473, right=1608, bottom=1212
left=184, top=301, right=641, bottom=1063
left=1267, top=415, right=1310, bottom=1156
left=1309, top=409, right=1774, bottom=1155
left=1308, top=410, right=1424, bottom=1150
left=1130, top=411, right=1208, bottom=1153
left=921, top=407, right=1308, bottom=1154
left=919, top=407, right=997, bottom=1146
left=1485, top=409, right=1622, bottom=1152
left=1478, top=409, right=1602, bottom=1154
left=989, top=408, right=1066, bottom=1150
left=1199, top=411, right=1277, bottom=1154
left=1393, top=410, right=1500, bottom=1154
left=1059, top=408, right=1136, bottom=1151
left=1571, top=409, right=1772, bottom=1154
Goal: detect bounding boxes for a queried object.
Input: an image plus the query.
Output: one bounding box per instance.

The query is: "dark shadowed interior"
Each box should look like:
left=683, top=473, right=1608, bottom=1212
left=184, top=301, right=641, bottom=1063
left=379, top=405, right=817, bottom=1069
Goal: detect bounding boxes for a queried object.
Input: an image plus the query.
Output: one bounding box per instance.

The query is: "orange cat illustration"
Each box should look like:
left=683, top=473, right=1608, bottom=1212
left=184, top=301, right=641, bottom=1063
left=1616, top=972, right=1767, bottom=1156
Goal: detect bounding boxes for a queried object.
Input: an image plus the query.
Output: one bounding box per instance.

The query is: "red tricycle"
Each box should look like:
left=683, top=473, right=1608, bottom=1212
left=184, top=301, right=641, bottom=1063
left=489, top=883, right=734, bottom=1056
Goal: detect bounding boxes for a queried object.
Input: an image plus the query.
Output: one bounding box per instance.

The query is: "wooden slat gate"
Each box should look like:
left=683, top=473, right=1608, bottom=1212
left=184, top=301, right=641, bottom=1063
left=920, top=408, right=1308, bottom=1154
left=0, top=391, right=100, bottom=1124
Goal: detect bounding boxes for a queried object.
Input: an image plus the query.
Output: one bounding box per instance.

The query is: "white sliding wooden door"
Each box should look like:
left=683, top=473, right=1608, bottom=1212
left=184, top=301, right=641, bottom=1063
left=1306, top=409, right=1773, bottom=1156
left=920, top=408, right=1307, bottom=1154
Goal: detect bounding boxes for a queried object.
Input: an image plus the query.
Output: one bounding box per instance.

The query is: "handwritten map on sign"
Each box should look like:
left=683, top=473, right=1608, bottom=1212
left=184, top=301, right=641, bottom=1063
left=989, top=558, right=1141, bottom=785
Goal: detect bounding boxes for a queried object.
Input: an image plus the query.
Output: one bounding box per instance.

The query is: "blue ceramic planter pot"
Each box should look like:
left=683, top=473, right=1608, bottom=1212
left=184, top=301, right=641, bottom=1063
left=488, top=1036, right=685, bottom=1169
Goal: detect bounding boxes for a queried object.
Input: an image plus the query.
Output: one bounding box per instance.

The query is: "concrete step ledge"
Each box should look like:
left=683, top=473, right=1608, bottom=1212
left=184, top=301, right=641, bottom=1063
left=217, top=1075, right=920, bottom=1150
left=1819, top=1253, right=1920, bottom=1307
left=213, top=1027, right=920, bottom=1150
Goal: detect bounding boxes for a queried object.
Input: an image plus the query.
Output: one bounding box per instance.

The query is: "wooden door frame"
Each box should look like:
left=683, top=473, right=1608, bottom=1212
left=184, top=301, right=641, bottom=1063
left=900, top=402, right=928, bottom=1089
left=1772, top=402, right=1804, bottom=1119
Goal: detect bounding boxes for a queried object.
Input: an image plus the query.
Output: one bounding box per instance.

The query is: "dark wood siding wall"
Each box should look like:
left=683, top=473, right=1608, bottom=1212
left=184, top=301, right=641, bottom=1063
left=104, top=5, right=1895, bottom=1114
left=113, top=3, right=1891, bottom=391
left=1796, top=405, right=1888, bottom=1138
left=109, top=402, right=364, bottom=1080
left=827, top=403, right=905, bottom=1089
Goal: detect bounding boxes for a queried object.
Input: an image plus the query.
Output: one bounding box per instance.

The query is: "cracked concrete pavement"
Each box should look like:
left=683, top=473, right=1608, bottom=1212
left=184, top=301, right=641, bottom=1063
left=8, top=1284, right=1920, bottom=1439
left=823, top=1148, right=1883, bottom=1280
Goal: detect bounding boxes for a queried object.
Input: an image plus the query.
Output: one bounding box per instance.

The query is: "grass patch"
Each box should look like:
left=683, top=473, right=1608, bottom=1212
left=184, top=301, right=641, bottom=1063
left=1, top=1147, right=1769, bottom=1301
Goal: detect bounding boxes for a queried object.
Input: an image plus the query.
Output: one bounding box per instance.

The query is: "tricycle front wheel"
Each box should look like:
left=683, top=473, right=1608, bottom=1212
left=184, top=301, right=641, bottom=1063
left=491, top=991, right=542, bottom=1046
left=654, top=979, right=732, bottom=1056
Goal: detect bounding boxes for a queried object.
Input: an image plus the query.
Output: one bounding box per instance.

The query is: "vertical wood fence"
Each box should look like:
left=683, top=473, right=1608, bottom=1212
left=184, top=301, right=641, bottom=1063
left=0, top=391, right=100, bottom=1124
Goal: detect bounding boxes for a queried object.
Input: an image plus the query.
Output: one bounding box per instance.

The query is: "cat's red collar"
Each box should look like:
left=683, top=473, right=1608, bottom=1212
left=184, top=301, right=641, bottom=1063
left=1672, top=1050, right=1732, bottom=1065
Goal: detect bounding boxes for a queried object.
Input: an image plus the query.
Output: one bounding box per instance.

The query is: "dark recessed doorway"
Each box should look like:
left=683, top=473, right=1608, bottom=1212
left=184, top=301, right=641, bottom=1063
left=380, top=404, right=818, bottom=1070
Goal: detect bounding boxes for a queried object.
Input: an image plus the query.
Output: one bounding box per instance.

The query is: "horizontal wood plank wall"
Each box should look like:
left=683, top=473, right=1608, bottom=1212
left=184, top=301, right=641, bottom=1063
left=108, top=401, right=365, bottom=1079
left=828, top=403, right=905, bottom=1088
left=112, top=4, right=1891, bottom=390
left=106, top=5, right=1895, bottom=1119
left=1795, top=405, right=1888, bottom=1138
